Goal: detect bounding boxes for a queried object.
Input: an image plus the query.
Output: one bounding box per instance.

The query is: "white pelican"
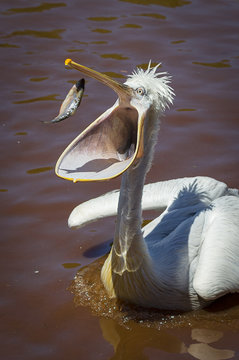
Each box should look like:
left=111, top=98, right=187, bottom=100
left=55, top=59, right=239, bottom=311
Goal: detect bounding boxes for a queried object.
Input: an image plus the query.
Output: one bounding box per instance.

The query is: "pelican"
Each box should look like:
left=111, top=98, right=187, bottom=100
left=55, top=59, right=239, bottom=311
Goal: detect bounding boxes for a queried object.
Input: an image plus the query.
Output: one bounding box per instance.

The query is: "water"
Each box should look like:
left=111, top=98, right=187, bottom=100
left=1, top=0, right=239, bottom=359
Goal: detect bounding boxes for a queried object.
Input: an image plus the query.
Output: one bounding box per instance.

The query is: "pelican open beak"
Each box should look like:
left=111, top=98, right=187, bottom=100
left=55, top=59, right=147, bottom=182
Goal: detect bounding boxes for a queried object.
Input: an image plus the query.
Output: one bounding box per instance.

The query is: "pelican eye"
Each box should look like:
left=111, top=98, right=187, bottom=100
left=136, top=87, right=146, bottom=96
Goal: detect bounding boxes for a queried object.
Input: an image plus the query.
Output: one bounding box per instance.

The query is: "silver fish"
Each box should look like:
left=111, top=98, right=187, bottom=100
left=45, top=79, right=85, bottom=123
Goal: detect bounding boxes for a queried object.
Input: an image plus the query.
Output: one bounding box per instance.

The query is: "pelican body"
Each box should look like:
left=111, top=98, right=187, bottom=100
left=55, top=59, right=239, bottom=311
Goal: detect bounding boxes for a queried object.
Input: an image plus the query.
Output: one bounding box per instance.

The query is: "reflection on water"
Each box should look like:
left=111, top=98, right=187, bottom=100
left=188, top=328, right=235, bottom=360
left=100, top=318, right=187, bottom=359
left=71, top=254, right=239, bottom=358
left=100, top=320, right=235, bottom=359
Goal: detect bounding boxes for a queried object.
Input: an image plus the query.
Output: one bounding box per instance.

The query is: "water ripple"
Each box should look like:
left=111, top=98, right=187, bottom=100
left=5, top=29, right=65, bottom=39
left=88, top=16, right=118, bottom=21
left=120, top=0, right=191, bottom=7
left=2, top=2, right=66, bottom=15
left=101, top=53, right=129, bottom=60
left=13, top=94, right=59, bottom=104
left=192, top=60, right=231, bottom=68
left=26, top=166, right=53, bottom=175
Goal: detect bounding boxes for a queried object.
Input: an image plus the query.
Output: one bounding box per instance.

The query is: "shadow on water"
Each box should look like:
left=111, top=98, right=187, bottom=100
left=83, top=239, right=112, bottom=258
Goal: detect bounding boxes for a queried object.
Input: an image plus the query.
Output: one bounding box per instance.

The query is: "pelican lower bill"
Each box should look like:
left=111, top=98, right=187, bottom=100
left=55, top=104, right=140, bottom=182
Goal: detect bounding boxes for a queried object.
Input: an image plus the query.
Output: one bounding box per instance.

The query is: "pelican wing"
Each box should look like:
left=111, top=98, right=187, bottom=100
left=68, top=176, right=233, bottom=228
left=193, top=195, right=239, bottom=300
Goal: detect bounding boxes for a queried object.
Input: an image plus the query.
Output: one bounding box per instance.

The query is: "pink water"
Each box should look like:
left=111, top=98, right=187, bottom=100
left=1, top=0, right=239, bottom=359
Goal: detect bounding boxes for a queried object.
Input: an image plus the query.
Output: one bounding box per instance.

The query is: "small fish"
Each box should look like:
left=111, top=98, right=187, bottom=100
left=44, top=78, right=85, bottom=123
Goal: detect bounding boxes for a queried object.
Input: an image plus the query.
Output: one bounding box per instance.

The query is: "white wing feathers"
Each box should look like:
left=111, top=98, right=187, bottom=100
left=68, top=189, right=119, bottom=229
left=193, top=195, right=239, bottom=300
left=68, top=176, right=237, bottom=228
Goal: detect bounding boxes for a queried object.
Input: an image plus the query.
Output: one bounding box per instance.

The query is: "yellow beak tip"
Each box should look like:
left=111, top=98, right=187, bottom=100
left=65, top=58, right=72, bottom=66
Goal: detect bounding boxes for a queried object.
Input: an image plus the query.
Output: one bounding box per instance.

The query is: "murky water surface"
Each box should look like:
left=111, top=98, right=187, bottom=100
left=1, top=0, right=239, bottom=359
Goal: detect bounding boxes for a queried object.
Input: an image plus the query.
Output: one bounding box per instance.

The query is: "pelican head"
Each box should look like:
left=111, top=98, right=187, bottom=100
left=55, top=59, right=174, bottom=182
